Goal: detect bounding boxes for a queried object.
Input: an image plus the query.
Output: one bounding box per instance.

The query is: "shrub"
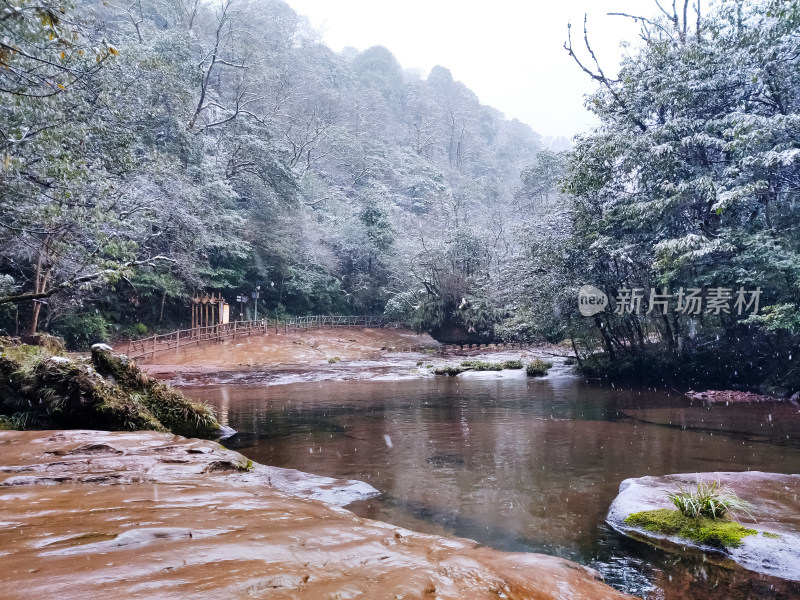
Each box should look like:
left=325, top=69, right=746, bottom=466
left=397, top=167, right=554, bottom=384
left=526, top=359, right=553, bottom=377
left=501, top=359, right=523, bottom=369
left=123, top=322, right=148, bottom=338
left=328, top=356, right=341, bottom=364
left=52, top=312, right=110, bottom=350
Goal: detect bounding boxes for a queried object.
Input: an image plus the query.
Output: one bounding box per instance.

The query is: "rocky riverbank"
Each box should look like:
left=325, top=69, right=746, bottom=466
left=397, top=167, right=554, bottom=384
left=0, top=429, right=630, bottom=600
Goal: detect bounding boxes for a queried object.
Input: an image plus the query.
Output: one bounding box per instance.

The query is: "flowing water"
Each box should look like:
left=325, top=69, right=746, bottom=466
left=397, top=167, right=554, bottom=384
left=185, top=365, right=800, bottom=599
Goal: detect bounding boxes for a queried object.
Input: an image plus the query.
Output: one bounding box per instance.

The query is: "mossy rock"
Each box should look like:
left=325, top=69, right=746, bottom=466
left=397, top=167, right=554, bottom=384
left=20, top=334, right=66, bottom=355
left=625, top=508, right=757, bottom=549
left=0, top=339, right=220, bottom=438
left=434, top=365, right=469, bottom=376
left=460, top=360, right=503, bottom=371
left=90, top=345, right=219, bottom=437
left=91, top=345, right=151, bottom=389
left=436, top=360, right=521, bottom=376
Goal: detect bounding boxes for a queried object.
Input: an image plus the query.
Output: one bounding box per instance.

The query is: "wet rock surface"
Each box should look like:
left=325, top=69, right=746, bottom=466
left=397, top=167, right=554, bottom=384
left=0, top=429, right=378, bottom=504
left=0, top=429, right=631, bottom=599
left=684, top=390, right=783, bottom=403
left=607, top=471, right=800, bottom=581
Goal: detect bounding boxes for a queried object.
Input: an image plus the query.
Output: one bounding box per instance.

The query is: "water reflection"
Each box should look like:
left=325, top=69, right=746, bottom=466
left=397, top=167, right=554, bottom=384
left=185, top=370, right=800, bottom=599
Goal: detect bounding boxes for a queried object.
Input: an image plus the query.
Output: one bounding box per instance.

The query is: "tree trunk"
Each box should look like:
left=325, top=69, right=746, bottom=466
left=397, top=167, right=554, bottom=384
left=29, top=236, right=54, bottom=335
left=160, top=291, right=167, bottom=324
left=594, top=315, right=616, bottom=360
left=30, top=268, right=52, bottom=335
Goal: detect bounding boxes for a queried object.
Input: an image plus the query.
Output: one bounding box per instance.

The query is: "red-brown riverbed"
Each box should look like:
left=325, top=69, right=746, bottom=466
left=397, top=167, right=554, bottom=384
left=0, top=429, right=629, bottom=600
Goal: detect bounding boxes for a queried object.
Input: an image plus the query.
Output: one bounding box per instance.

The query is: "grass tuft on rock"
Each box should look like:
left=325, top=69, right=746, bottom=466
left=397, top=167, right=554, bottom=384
left=0, top=337, right=220, bottom=438
left=668, top=479, right=751, bottom=521
left=624, top=508, right=756, bottom=549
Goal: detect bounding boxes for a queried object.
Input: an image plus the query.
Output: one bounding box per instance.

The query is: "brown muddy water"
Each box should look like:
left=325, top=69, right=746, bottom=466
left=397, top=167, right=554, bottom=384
left=183, top=366, right=800, bottom=600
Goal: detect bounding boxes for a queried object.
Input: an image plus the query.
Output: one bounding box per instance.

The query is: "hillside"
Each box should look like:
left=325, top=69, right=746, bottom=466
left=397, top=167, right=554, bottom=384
left=0, top=0, right=549, bottom=346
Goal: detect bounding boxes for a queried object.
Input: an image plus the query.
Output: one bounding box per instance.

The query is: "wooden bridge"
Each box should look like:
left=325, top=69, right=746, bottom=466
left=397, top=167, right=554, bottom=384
left=125, top=315, right=385, bottom=361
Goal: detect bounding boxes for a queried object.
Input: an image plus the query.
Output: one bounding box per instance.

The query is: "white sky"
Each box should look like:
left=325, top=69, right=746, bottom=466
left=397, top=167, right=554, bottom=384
left=284, top=1, right=652, bottom=139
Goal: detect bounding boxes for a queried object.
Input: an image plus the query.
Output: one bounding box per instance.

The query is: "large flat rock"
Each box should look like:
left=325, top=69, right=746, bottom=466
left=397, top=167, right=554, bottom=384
left=0, top=429, right=379, bottom=506
left=0, top=430, right=631, bottom=600
left=607, top=471, right=800, bottom=581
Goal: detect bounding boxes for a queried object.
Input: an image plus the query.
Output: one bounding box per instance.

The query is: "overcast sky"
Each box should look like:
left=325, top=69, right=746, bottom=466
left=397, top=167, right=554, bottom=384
left=283, top=1, right=651, bottom=140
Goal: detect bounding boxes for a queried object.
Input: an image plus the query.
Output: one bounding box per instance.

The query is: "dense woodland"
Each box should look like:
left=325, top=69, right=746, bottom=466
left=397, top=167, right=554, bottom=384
left=0, top=0, right=547, bottom=343
left=0, top=0, right=798, bottom=392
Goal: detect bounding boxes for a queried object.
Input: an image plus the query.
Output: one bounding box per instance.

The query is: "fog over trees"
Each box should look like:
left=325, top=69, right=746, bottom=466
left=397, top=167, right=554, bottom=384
left=1, top=0, right=798, bottom=390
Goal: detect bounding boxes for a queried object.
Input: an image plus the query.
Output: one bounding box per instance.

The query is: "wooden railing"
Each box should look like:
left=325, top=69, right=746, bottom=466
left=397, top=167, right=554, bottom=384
left=125, top=315, right=385, bottom=360
left=285, top=314, right=384, bottom=328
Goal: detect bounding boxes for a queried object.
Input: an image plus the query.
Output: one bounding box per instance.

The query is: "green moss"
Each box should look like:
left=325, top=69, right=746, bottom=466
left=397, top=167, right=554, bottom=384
left=90, top=348, right=148, bottom=389
left=762, top=531, right=781, bottom=539
left=460, top=360, right=503, bottom=371
left=241, top=459, right=254, bottom=472
left=2, top=343, right=44, bottom=363
left=526, top=360, right=553, bottom=377
left=624, top=508, right=757, bottom=549
left=434, top=365, right=468, bottom=376
left=328, top=356, right=341, bottom=364
left=436, top=360, right=522, bottom=375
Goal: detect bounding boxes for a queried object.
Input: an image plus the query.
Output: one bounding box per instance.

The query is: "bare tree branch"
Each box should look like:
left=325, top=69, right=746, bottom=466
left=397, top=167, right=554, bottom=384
left=608, top=12, right=674, bottom=39
left=0, top=256, right=176, bottom=305
left=564, top=16, right=647, bottom=133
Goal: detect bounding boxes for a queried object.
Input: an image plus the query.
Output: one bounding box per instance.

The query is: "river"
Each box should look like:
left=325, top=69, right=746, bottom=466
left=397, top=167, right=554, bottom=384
left=184, top=363, right=800, bottom=599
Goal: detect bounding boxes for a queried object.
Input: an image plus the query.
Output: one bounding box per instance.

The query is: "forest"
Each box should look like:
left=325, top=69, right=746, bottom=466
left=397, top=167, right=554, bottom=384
left=1, top=0, right=799, bottom=392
